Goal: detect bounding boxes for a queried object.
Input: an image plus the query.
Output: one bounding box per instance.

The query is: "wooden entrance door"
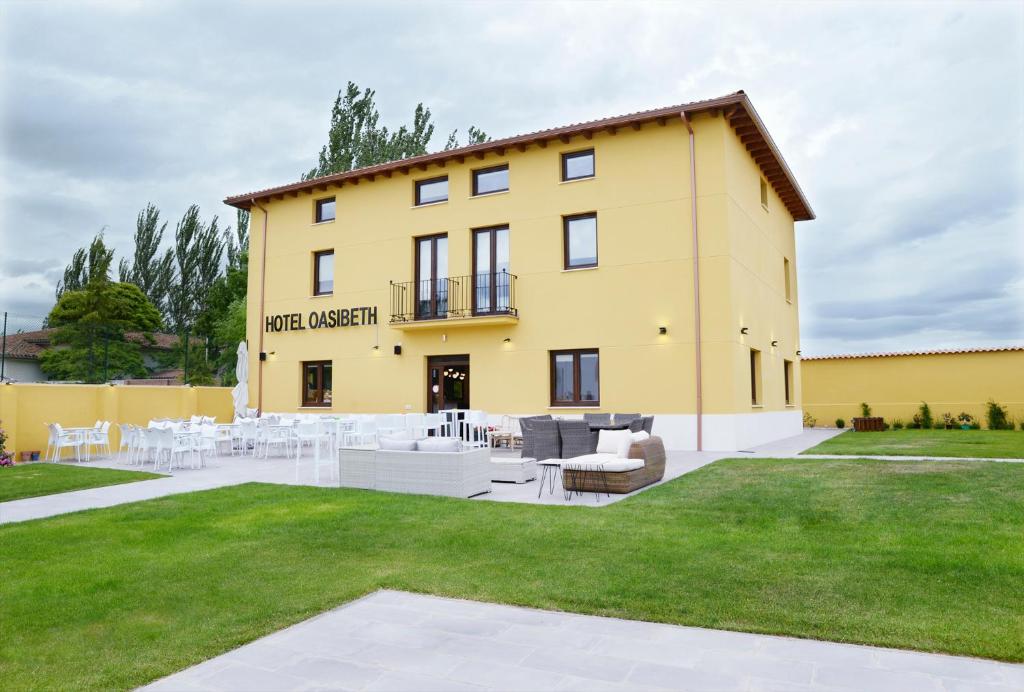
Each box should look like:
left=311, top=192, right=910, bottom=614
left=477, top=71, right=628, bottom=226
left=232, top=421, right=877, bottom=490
left=427, top=355, right=470, bottom=413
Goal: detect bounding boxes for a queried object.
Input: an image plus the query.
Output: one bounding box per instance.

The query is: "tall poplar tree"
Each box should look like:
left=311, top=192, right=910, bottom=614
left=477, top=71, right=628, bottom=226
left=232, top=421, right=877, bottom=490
left=118, top=203, right=175, bottom=316
left=302, top=82, right=489, bottom=179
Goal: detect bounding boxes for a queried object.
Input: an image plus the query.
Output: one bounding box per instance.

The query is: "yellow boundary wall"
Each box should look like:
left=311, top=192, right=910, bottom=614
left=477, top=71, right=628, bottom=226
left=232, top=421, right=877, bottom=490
left=802, top=350, right=1024, bottom=427
left=0, top=384, right=233, bottom=457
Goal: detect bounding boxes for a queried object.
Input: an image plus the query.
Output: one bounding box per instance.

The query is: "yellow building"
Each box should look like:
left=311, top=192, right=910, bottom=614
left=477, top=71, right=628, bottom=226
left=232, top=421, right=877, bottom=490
left=225, top=91, right=815, bottom=450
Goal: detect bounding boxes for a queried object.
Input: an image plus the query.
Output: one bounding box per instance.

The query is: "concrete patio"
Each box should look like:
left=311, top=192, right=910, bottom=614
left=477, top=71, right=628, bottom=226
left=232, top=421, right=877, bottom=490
left=144, top=590, right=1024, bottom=692
left=0, top=429, right=844, bottom=523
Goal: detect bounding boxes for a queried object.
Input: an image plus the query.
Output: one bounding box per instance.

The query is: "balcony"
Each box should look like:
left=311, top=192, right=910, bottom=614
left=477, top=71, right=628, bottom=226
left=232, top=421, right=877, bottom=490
left=389, top=271, right=519, bottom=329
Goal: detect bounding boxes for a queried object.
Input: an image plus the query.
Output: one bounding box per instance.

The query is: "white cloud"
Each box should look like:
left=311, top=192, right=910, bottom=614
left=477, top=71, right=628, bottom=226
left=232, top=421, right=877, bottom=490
left=1, top=0, right=1021, bottom=354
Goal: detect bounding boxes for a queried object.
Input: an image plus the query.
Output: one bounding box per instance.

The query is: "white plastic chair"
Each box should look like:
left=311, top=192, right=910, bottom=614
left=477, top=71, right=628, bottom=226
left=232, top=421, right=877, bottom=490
left=50, top=424, right=84, bottom=462
left=461, top=410, right=489, bottom=449
left=197, top=424, right=218, bottom=467
left=376, top=414, right=405, bottom=437
left=88, top=421, right=112, bottom=459
left=423, top=413, right=444, bottom=437
left=355, top=418, right=377, bottom=446
left=405, top=413, right=426, bottom=438
left=293, top=421, right=321, bottom=459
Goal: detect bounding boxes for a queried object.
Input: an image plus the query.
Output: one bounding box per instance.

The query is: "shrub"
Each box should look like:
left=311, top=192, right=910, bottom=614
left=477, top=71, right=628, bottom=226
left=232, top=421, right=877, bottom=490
left=969, top=421, right=981, bottom=430
left=909, top=414, right=922, bottom=429
left=957, top=412, right=974, bottom=427
left=835, top=418, right=845, bottom=429
left=941, top=412, right=955, bottom=429
left=802, top=411, right=817, bottom=428
left=882, top=422, right=891, bottom=431
left=892, top=419, right=905, bottom=430
left=918, top=402, right=933, bottom=430
left=932, top=421, right=944, bottom=430
left=0, top=420, right=11, bottom=467
left=985, top=400, right=1012, bottom=430
left=860, top=402, right=872, bottom=417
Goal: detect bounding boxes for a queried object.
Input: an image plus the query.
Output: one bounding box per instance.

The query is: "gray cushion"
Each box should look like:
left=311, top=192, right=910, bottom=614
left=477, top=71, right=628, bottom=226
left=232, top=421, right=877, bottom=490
left=416, top=437, right=463, bottom=453
left=379, top=437, right=417, bottom=451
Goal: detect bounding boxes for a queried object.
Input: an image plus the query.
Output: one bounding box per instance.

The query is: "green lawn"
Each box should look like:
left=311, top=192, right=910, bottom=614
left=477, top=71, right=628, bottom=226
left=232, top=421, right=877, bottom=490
left=1, top=459, right=1021, bottom=690
left=0, top=463, right=163, bottom=503
left=803, top=429, right=1024, bottom=459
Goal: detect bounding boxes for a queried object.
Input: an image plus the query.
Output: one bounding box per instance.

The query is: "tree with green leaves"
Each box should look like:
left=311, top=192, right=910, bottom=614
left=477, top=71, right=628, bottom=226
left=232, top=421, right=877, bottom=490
left=444, top=125, right=490, bottom=150
left=225, top=209, right=249, bottom=271
left=302, top=81, right=489, bottom=179
left=118, top=203, right=175, bottom=316
left=56, top=232, right=115, bottom=298
left=40, top=273, right=163, bottom=383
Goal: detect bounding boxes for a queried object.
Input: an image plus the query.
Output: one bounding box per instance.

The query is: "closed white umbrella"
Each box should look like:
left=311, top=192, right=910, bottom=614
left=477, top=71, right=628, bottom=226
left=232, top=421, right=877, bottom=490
left=231, top=341, right=249, bottom=420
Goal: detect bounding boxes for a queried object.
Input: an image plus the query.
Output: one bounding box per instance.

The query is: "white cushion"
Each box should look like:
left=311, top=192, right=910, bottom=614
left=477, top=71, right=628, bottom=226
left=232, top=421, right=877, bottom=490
left=596, top=429, right=632, bottom=458
left=630, top=431, right=650, bottom=443
left=379, top=437, right=417, bottom=451
left=595, top=459, right=645, bottom=472
left=416, top=437, right=463, bottom=453
left=564, top=456, right=643, bottom=472
left=564, top=453, right=618, bottom=467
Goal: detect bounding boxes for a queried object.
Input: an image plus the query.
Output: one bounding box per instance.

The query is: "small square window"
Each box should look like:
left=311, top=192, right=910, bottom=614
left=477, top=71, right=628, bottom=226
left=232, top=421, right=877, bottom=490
left=315, top=197, right=336, bottom=223
left=563, top=213, right=598, bottom=269
left=760, top=178, right=768, bottom=208
left=472, top=164, right=509, bottom=196
left=561, top=149, right=595, bottom=181
left=302, top=361, right=332, bottom=407
left=550, top=349, right=600, bottom=406
left=415, top=176, right=448, bottom=205
left=314, top=250, right=334, bottom=296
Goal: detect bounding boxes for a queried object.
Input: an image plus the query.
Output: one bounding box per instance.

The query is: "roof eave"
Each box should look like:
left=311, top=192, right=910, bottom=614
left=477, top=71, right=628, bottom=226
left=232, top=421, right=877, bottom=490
left=225, top=92, right=815, bottom=222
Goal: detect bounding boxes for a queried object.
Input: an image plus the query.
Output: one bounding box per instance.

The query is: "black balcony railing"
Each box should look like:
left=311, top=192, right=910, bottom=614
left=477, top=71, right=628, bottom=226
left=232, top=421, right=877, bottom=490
left=390, top=271, right=518, bottom=323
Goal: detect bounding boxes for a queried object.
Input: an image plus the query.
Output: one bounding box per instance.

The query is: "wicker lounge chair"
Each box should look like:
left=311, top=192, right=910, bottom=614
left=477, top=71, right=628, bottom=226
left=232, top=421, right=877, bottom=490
left=519, top=415, right=552, bottom=458
left=628, top=416, right=655, bottom=434
left=582, top=412, right=611, bottom=425
left=613, top=413, right=640, bottom=426
left=557, top=419, right=597, bottom=458
left=530, top=419, right=561, bottom=461
left=562, top=436, right=666, bottom=494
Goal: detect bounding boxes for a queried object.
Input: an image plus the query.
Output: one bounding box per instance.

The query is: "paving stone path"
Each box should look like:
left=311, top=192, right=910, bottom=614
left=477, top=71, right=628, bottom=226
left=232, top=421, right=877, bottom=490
left=145, top=590, right=1024, bottom=692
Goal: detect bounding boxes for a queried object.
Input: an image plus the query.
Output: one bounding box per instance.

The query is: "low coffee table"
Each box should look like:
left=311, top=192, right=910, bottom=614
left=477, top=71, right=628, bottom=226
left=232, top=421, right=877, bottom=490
left=536, top=459, right=565, bottom=499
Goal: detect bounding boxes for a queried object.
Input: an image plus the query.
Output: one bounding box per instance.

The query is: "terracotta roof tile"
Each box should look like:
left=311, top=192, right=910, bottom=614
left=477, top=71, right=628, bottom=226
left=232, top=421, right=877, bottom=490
left=1, top=328, right=184, bottom=360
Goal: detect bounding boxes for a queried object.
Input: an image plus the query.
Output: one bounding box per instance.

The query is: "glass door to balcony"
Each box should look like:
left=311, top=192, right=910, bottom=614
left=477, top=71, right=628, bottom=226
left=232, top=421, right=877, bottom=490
left=473, top=225, right=510, bottom=315
left=416, top=234, right=448, bottom=319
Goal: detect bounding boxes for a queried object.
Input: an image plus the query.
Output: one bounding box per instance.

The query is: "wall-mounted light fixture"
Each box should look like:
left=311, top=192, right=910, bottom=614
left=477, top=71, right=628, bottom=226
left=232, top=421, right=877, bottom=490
left=372, top=345, right=379, bottom=350
left=503, top=337, right=511, bottom=343
left=771, top=340, right=778, bottom=347
left=259, top=352, right=267, bottom=361
left=796, top=350, right=802, bottom=356
left=393, top=345, right=402, bottom=355
left=740, top=327, right=749, bottom=335
left=658, top=326, right=668, bottom=335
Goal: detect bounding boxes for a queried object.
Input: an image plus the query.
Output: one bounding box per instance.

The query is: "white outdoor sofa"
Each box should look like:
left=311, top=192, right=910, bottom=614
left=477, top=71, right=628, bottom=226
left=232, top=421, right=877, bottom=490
left=339, top=442, right=491, bottom=498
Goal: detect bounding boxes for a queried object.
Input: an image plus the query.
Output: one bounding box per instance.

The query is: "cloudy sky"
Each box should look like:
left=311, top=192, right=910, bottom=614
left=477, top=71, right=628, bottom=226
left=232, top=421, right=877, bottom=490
left=1, top=0, right=1021, bottom=355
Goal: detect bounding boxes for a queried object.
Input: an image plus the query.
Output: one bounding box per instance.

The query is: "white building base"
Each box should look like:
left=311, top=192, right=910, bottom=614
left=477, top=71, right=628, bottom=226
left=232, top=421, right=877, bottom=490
left=501, top=411, right=804, bottom=452
left=652, top=411, right=804, bottom=451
